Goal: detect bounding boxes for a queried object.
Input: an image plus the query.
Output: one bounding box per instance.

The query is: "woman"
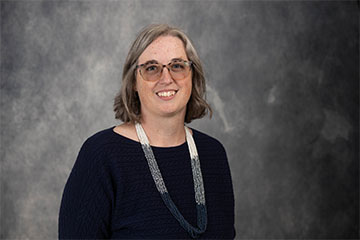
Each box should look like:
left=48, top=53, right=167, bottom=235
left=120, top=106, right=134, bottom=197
left=59, top=24, right=235, bottom=239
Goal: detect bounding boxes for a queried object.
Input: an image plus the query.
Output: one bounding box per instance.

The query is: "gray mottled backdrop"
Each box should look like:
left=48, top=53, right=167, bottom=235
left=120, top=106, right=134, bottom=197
left=1, top=0, right=358, bottom=239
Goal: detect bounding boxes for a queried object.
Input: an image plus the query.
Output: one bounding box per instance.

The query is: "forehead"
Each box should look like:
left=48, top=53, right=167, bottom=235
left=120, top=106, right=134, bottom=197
left=138, top=35, right=187, bottom=64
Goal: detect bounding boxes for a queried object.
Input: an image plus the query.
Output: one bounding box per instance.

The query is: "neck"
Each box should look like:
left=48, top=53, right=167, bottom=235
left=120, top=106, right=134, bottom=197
left=140, top=114, right=186, bottom=147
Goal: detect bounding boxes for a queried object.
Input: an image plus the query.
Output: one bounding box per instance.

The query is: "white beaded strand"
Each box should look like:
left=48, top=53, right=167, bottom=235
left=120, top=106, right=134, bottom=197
left=135, top=122, right=207, bottom=238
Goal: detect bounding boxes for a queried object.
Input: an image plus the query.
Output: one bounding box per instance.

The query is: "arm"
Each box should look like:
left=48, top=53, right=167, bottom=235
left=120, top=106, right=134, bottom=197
left=58, top=140, right=114, bottom=239
left=221, top=143, right=236, bottom=239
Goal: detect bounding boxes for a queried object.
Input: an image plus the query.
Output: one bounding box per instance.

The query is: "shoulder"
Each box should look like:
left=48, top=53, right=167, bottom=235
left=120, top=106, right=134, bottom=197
left=191, top=128, right=227, bottom=155
left=78, top=125, right=139, bottom=161
left=190, top=128, right=232, bottom=181
left=81, top=127, right=116, bottom=151
left=113, top=123, right=138, bottom=142
left=76, top=126, right=127, bottom=164
left=66, top=128, right=117, bottom=184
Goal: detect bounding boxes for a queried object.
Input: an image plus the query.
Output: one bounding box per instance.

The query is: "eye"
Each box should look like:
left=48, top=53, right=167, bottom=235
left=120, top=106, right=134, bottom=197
left=145, top=64, right=158, bottom=72
left=171, top=63, right=185, bottom=72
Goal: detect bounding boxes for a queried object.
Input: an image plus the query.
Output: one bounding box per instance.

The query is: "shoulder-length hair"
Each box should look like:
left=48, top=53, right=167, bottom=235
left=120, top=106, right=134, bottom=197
left=114, top=24, right=212, bottom=123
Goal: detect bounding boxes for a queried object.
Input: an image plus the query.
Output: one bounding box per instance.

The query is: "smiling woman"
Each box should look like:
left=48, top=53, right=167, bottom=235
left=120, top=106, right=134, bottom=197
left=134, top=36, right=193, bottom=129
left=58, top=24, right=236, bottom=239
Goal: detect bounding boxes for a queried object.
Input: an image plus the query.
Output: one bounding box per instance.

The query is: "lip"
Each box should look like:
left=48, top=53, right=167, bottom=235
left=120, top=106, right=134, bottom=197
left=155, top=89, right=179, bottom=101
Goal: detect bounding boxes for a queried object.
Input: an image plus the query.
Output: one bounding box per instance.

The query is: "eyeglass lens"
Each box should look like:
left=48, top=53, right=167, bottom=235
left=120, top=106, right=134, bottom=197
left=139, top=60, right=191, bottom=81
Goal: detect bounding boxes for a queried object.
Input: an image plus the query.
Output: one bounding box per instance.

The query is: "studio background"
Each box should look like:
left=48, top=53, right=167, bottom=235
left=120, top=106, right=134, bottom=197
left=1, top=0, right=358, bottom=239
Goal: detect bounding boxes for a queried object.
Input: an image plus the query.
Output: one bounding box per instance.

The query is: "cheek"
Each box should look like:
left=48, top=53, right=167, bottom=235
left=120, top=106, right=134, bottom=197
left=136, top=78, right=155, bottom=101
left=181, top=79, right=192, bottom=104
left=186, top=78, right=193, bottom=96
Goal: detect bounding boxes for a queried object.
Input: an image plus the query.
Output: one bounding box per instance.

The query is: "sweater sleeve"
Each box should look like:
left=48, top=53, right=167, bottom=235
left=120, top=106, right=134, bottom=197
left=58, top=139, right=114, bottom=239
left=218, top=142, right=237, bottom=239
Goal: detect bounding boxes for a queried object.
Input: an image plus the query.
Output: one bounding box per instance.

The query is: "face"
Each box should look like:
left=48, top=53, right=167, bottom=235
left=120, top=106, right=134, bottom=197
left=135, top=35, right=192, bottom=121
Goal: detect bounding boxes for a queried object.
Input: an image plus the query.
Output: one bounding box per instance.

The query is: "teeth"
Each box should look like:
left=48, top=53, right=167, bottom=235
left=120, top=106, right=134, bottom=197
left=157, top=91, right=176, bottom=97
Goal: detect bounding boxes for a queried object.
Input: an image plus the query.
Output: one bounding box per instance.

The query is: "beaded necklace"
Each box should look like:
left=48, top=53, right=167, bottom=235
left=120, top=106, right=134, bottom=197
left=135, top=122, right=207, bottom=238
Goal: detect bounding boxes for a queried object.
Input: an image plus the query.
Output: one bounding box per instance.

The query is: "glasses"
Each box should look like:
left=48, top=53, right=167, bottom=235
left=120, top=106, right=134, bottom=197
left=136, top=59, right=192, bottom=82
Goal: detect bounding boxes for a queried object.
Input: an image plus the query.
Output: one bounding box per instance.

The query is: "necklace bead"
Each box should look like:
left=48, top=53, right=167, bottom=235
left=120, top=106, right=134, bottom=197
left=135, top=122, right=207, bottom=238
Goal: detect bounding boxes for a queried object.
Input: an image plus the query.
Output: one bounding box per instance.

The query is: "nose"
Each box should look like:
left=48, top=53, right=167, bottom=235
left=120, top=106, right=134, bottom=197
left=158, top=66, right=173, bottom=84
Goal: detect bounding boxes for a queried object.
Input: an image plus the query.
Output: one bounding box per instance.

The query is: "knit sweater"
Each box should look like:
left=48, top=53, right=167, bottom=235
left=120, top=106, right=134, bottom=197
left=59, top=126, right=235, bottom=239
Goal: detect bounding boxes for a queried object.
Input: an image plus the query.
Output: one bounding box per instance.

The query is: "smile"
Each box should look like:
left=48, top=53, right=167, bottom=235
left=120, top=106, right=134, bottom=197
left=156, top=90, right=178, bottom=97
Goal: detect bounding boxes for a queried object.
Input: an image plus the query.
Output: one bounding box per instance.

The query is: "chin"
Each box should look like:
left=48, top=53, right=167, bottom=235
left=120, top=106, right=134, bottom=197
left=157, top=105, right=186, bottom=117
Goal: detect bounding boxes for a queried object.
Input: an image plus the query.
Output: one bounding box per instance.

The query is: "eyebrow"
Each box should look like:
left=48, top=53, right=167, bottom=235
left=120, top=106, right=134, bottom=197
left=140, top=58, right=187, bottom=66
left=171, top=58, right=186, bottom=62
left=139, top=60, right=158, bottom=66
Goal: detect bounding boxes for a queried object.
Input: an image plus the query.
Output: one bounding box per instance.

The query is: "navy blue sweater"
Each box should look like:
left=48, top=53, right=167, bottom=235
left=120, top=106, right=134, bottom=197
left=59, top=127, right=235, bottom=239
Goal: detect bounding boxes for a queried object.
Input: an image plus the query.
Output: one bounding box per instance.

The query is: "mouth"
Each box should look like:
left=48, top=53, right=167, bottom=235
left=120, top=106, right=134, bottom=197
left=156, top=90, right=178, bottom=99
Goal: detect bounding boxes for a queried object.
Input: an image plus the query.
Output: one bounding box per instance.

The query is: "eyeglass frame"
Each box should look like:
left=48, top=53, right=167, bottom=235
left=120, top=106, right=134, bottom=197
left=135, top=59, right=193, bottom=82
